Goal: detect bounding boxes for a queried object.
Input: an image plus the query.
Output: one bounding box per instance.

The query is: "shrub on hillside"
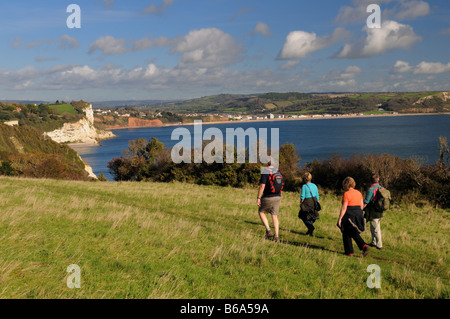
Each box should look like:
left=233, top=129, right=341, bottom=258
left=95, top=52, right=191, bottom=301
left=8, top=153, right=88, bottom=181
left=107, top=136, right=450, bottom=208
left=0, top=124, right=90, bottom=181
left=108, top=138, right=300, bottom=190
left=306, top=152, right=449, bottom=208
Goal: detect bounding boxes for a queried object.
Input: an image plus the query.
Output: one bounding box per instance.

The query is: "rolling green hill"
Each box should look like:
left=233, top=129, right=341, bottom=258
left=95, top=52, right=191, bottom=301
left=149, top=91, right=450, bottom=115
left=0, top=177, right=447, bottom=299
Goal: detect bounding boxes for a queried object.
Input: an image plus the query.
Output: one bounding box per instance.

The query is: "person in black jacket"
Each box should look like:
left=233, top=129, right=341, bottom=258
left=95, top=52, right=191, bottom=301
left=299, top=172, right=320, bottom=236
left=257, top=161, right=283, bottom=243
left=337, top=177, right=370, bottom=257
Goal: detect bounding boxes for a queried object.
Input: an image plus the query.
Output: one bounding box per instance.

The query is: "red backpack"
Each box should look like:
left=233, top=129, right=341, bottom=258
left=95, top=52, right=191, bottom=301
left=268, top=170, right=284, bottom=194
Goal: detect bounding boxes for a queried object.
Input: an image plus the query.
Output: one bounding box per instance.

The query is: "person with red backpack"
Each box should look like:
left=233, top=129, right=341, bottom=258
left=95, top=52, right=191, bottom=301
left=257, top=160, right=284, bottom=242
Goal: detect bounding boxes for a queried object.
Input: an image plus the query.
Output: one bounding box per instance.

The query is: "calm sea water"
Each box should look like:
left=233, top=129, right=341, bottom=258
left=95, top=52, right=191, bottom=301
left=72, top=114, right=450, bottom=181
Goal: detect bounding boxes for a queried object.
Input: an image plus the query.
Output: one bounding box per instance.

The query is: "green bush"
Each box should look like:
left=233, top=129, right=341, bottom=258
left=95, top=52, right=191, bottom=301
left=108, top=137, right=450, bottom=208
left=0, top=161, right=15, bottom=176
left=306, top=152, right=450, bottom=208
left=0, top=124, right=89, bottom=181
left=108, top=138, right=297, bottom=190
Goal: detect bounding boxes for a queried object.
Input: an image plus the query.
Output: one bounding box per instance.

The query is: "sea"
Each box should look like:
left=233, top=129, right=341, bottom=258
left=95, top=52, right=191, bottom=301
left=71, top=114, right=450, bottom=181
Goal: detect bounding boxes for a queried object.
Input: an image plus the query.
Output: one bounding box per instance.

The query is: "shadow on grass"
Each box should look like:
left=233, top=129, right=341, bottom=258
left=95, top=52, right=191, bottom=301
left=282, top=239, right=342, bottom=255
left=244, top=220, right=342, bottom=255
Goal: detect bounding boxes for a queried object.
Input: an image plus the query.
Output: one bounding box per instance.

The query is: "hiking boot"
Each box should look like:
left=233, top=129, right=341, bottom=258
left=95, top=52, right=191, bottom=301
left=362, top=245, right=370, bottom=257
left=264, top=230, right=274, bottom=240
left=273, top=235, right=280, bottom=243
left=370, top=243, right=383, bottom=250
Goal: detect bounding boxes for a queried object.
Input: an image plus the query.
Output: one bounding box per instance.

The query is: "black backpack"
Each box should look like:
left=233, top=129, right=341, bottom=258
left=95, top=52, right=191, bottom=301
left=268, top=170, right=284, bottom=194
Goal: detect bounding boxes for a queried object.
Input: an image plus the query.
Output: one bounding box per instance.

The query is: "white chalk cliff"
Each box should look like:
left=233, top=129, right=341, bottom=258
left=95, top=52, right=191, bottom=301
left=45, top=104, right=116, bottom=179
left=45, top=104, right=115, bottom=144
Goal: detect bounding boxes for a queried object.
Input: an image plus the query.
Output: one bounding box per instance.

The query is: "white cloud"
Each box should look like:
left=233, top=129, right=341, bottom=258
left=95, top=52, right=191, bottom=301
left=392, top=60, right=450, bottom=74
left=278, top=28, right=350, bottom=60
left=441, top=28, right=450, bottom=36
left=88, top=28, right=242, bottom=69
left=171, top=28, right=243, bottom=68
left=280, top=60, right=301, bottom=70
left=132, top=36, right=175, bottom=51
left=58, top=35, right=80, bottom=50
left=341, top=65, right=363, bottom=79
left=279, top=31, right=321, bottom=60
left=392, top=60, right=413, bottom=73
left=335, top=0, right=430, bottom=25
left=253, top=22, right=272, bottom=37
left=0, top=62, right=265, bottom=93
left=12, top=37, right=23, bottom=49
left=143, top=0, right=175, bottom=16
left=89, top=36, right=128, bottom=55
left=335, top=20, right=421, bottom=59
left=335, top=0, right=392, bottom=25
left=413, top=62, right=450, bottom=74
left=89, top=34, right=177, bottom=55
left=392, top=0, right=430, bottom=20
left=323, top=65, right=363, bottom=82
left=11, top=35, right=80, bottom=50
left=229, top=7, right=254, bottom=21
left=304, top=66, right=363, bottom=89
left=102, top=0, right=115, bottom=8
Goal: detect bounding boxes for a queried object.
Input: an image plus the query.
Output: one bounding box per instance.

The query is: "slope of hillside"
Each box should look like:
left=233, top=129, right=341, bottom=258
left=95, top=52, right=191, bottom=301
left=0, top=124, right=91, bottom=180
left=0, top=177, right=447, bottom=299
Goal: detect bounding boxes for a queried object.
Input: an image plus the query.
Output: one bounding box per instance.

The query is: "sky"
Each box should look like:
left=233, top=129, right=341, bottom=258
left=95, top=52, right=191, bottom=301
left=0, top=0, right=449, bottom=102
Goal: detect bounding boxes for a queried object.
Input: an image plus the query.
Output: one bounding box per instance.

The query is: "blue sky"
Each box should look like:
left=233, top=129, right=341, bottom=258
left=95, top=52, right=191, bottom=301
left=0, top=0, right=449, bottom=102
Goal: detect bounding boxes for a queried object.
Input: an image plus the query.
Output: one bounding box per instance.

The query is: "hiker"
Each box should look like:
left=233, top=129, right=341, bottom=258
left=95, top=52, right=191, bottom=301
left=363, top=174, right=384, bottom=250
left=337, top=177, right=370, bottom=257
left=299, top=172, right=320, bottom=236
left=257, top=160, right=284, bottom=242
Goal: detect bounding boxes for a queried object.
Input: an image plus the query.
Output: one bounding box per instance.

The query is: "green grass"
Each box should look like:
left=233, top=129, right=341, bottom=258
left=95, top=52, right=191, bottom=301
left=48, top=104, right=77, bottom=115
left=0, top=177, right=448, bottom=299
left=348, top=94, right=395, bottom=100
left=222, top=107, right=249, bottom=113
left=401, top=92, right=440, bottom=99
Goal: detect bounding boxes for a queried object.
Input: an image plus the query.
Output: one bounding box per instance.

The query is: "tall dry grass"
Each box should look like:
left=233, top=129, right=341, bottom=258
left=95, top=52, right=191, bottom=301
left=0, top=176, right=448, bottom=299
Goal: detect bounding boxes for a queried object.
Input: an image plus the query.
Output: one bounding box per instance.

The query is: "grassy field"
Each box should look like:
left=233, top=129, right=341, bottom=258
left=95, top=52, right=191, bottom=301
left=0, top=177, right=448, bottom=299
left=48, top=104, right=77, bottom=115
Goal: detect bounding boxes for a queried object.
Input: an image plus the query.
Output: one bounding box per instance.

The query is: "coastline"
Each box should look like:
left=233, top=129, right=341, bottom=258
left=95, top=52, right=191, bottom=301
left=105, top=112, right=450, bottom=131
left=69, top=112, right=449, bottom=150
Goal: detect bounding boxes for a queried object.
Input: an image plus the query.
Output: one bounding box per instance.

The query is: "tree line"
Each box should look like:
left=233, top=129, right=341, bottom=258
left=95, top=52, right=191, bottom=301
left=108, top=137, right=450, bottom=209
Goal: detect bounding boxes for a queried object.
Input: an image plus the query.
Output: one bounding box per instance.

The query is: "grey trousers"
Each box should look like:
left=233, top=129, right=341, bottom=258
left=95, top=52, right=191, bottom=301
left=370, top=218, right=383, bottom=248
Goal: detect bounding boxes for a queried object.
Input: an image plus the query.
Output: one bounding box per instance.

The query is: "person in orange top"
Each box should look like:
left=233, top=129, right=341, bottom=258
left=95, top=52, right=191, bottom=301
left=337, top=177, right=370, bottom=257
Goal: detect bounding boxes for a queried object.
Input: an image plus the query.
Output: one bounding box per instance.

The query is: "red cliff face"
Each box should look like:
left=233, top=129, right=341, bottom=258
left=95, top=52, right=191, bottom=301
left=128, top=117, right=164, bottom=127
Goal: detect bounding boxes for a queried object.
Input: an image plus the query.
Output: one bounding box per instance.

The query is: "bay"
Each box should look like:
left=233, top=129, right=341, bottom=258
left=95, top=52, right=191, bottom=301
left=72, top=114, right=450, bottom=181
